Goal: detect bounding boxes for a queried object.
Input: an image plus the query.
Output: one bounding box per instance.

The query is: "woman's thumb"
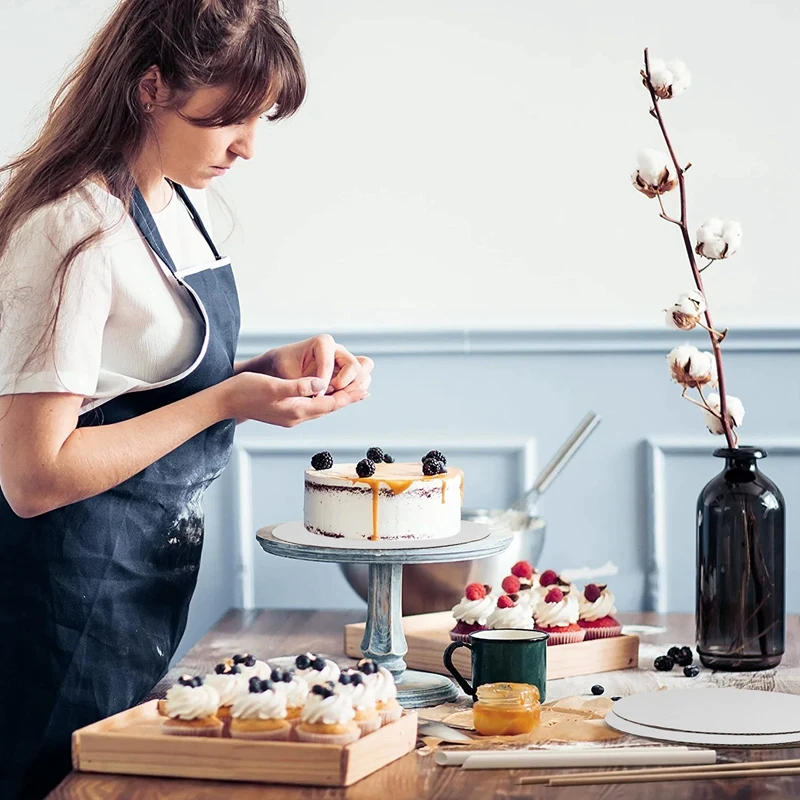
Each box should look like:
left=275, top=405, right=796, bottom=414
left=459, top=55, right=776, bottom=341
left=290, top=377, right=327, bottom=397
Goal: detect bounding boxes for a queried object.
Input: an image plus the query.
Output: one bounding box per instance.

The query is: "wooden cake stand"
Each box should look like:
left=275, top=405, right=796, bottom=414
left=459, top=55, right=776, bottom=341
left=257, top=521, right=512, bottom=708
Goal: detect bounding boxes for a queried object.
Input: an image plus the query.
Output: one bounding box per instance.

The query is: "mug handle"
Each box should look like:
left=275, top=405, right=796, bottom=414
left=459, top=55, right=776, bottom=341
left=443, top=640, right=475, bottom=697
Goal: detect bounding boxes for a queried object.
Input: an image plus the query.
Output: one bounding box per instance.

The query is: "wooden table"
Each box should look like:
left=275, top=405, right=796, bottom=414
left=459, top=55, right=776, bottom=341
left=50, top=611, right=800, bottom=799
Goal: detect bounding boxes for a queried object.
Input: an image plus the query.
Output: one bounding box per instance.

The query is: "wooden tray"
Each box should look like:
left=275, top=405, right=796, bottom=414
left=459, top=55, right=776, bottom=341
left=72, top=700, right=417, bottom=787
left=344, top=611, right=639, bottom=681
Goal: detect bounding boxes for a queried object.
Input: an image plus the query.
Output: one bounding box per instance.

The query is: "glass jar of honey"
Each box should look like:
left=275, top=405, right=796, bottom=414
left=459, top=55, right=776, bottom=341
left=472, top=682, right=541, bottom=736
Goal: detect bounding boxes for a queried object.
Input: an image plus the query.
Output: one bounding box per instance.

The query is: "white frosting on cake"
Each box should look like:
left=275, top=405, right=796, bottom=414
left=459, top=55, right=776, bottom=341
left=451, top=594, right=496, bottom=625
left=534, top=591, right=580, bottom=628
left=304, top=461, right=463, bottom=541
left=487, top=602, right=534, bottom=630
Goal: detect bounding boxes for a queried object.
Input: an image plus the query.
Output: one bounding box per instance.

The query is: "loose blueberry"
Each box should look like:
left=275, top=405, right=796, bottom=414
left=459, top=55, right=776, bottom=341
left=591, top=684, right=604, bottom=696
left=611, top=696, right=622, bottom=701
left=684, top=665, right=700, bottom=678
left=654, top=655, right=674, bottom=672
left=383, top=453, right=395, bottom=463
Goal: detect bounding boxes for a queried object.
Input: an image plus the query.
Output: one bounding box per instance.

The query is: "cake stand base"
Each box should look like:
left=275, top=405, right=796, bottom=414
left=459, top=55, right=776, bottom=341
left=257, top=522, right=512, bottom=708
left=396, top=670, right=459, bottom=707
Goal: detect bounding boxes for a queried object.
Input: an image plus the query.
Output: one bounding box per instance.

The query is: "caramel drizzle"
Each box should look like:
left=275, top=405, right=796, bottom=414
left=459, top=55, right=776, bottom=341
left=342, top=468, right=465, bottom=541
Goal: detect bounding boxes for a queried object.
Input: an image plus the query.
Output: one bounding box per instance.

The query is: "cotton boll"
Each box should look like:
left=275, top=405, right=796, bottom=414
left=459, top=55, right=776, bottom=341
left=696, top=219, right=741, bottom=260
left=667, top=345, right=717, bottom=388
left=704, top=394, right=745, bottom=434
left=632, top=149, right=677, bottom=198
left=648, top=57, right=691, bottom=99
left=665, top=290, right=706, bottom=331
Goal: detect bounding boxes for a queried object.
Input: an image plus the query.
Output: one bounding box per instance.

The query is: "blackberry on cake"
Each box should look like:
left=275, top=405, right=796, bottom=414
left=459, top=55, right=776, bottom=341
left=310, top=451, right=334, bottom=471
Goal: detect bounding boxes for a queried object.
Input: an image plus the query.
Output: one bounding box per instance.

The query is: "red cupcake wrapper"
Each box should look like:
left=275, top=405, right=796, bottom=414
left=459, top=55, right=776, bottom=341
left=450, top=621, right=487, bottom=642
left=536, top=626, right=586, bottom=646
left=580, top=624, right=623, bottom=640
left=578, top=615, right=621, bottom=628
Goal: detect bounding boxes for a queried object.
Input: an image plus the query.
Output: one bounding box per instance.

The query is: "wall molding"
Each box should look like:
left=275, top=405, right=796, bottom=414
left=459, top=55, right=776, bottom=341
left=643, top=436, right=800, bottom=614
left=237, top=327, right=800, bottom=358
left=231, top=436, right=537, bottom=610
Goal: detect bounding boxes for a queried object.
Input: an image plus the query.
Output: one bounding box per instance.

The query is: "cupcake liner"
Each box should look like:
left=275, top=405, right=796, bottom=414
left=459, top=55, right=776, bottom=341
left=543, top=628, right=586, bottom=646
left=230, top=724, right=291, bottom=741
left=286, top=707, right=304, bottom=726
left=356, top=713, right=382, bottom=735
left=161, top=720, right=223, bottom=737
left=448, top=631, right=473, bottom=643
left=450, top=621, right=486, bottom=642
left=295, top=725, right=361, bottom=745
left=378, top=702, right=403, bottom=725
left=580, top=623, right=623, bottom=640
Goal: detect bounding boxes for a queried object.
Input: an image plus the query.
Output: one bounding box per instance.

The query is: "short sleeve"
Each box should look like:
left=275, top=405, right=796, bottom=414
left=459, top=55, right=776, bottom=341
left=0, top=200, right=112, bottom=398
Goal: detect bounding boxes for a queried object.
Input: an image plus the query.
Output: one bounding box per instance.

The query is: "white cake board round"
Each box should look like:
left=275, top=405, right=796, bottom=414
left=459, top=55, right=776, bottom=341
left=606, top=688, right=800, bottom=747
left=271, top=520, right=489, bottom=551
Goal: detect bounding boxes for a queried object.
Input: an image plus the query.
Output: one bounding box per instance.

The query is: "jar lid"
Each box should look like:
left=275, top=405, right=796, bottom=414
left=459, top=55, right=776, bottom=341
left=475, top=682, right=540, bottom=706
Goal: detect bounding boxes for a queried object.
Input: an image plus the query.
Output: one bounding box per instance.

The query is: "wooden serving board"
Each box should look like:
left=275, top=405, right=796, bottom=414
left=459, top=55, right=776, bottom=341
left=72, top=700, right=417, bottom=787
left=344, top=611, right=639, bottom=681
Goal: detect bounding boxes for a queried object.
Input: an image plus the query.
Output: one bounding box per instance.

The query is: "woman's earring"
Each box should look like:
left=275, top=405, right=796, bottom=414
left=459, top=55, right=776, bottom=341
left=144, top=102, right=154, bottom=112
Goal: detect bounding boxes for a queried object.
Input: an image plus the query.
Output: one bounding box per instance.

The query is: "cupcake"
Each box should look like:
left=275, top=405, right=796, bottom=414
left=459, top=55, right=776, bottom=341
left=533, top=587, right=585, bottom=645
left=508, top=561, right=539, bottom=606
left=230, top=652, right=271, bottom=680
left=270, top=667, right=308, bottom=726
left=203, top=662, right=248, bottom=723
left=295, top=653, right=341, bottom=687
left=335, top=669, right=381, bottom=735
left=486, top=594, right=535, bottom=631
left=160, top=675, right=223, bottom=737
left=357, top=659, right=402, bottom=724
left=230, top=677, right=291, bottom=740
left=450, top=582, right=495, bottom=642
left=295, top=683, right=361, bottom=745
left=578, top=583, right=622, bottom=640
left=536, top=569, right=574, bottom=598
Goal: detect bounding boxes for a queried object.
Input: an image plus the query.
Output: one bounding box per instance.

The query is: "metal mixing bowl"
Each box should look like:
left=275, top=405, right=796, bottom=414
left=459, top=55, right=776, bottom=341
left=338, top=509, right=546, bottom=616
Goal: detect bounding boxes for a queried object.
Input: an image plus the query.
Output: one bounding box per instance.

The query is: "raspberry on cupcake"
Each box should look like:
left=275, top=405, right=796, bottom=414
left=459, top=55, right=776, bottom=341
left=533, top=587, right=585, bottom=646
left=230, top=677, right=292, bottom=740
left=578, top=583, right=622, bottom=640
left=160, top=675, right=223, bottom=737
left=450, top=582, right=495, bottom=642
left=486, top=594, right=534, bottom=631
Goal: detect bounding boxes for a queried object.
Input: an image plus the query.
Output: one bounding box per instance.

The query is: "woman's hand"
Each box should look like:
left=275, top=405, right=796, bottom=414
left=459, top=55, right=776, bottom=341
left=236, top=334, right=374, bottom=397
left=223, top=371, right=367, bottom=428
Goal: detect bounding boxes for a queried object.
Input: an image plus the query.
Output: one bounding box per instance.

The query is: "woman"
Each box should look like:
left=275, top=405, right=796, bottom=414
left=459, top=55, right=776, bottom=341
left=0, top=2, right=372, bottom=796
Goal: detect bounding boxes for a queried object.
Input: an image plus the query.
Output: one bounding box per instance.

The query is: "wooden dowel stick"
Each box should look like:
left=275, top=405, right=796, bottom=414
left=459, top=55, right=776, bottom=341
left=550, top=766, right=800, bottom=787
left=519, top=757, right=800, bottom=786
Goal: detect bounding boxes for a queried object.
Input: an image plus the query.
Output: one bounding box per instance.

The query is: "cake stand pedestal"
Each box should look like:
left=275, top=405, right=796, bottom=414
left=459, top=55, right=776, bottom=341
left=257, top=522, right=512, bottom=708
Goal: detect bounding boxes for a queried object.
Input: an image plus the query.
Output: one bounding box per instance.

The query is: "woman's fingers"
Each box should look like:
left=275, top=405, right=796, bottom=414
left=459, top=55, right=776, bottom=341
left=328, top=347, right=366, bottom=391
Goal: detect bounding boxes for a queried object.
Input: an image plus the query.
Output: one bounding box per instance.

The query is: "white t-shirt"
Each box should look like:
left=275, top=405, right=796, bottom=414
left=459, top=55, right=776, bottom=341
left=0, top=180, right=219, bottom=414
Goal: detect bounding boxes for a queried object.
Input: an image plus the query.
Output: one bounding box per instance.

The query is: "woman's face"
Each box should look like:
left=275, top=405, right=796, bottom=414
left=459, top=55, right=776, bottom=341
left=141, top=72, right=270, bottom=189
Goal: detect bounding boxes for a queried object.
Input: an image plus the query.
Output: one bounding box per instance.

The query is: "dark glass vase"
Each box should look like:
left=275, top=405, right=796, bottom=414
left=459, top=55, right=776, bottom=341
left=696, top=446, right=785, bottom=671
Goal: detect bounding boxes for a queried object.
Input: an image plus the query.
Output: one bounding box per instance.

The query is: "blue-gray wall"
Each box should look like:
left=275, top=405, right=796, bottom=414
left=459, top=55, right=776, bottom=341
left=174, top=327, right=800, bottom=662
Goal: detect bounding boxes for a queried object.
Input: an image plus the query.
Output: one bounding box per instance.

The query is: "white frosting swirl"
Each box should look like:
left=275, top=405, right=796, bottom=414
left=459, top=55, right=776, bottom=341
left=298, top=659, right=341, bottom=686
left=578, top=587, right=617, bottom=622
left=164, top=683, right=220, bottom=720
left=203, top=672, right=248, bottom=706
left=301, top=692, right=355, bottom=725
left=516, top=585, right=546, bottom=607
left=236, top=659, right=271, bottom=680
left=487, top=603, right=534, bottom=630
left=231, top=687, right=287, bottom=720
left=335, top=678, right=376, bottom=711
left=534, top=591, right=579, bottom=628
left=451, top=594, right=496, bottom=625
left=274, top=676, right=309, bottom=709
left=366, top=667, right=397, bottom=703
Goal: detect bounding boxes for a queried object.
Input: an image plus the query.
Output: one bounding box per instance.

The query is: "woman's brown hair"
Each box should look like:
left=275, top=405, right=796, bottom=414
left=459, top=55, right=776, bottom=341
left=0, top=0, right=305, bottom=393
